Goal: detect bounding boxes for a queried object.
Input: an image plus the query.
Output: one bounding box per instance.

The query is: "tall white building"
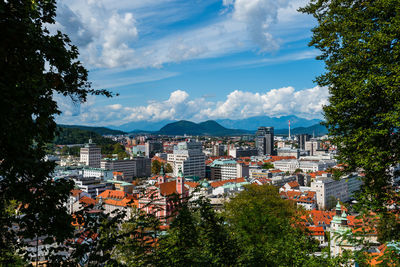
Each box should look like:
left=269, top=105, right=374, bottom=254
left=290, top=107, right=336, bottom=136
left=311, top=174, right=348, bottom=210
left=167, top=141, right=206, bottom=178
left=80, top=139, right=101, bottom=168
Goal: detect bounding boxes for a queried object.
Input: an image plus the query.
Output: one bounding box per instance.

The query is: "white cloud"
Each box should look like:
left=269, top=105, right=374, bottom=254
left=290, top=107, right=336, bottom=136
left=52, top=0, right=138, bottom=68
left=51, top=0, right=314, bottom=69
left=225, top=0, right=291, bottom=52
left=56, top=86, right=329, bottom=126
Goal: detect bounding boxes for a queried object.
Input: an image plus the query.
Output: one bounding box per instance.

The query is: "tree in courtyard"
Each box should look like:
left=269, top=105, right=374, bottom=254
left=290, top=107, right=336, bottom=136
left=223, top=184, right=322, bottom=266
left=151, top=160, right=162, bottom=175
left=164, top=163, right=173, bottom=173
left=0, top=0, right=112, bottom=264
left=300, top=0, right=400, bottom=210
left=262, top=162, right=274, bottom=169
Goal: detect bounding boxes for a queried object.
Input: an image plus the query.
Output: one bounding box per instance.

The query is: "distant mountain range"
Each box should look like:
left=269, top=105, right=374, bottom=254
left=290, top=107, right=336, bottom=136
left=110, top=115, right=321, bottom=132
left=215, top=115, right=321, bottom=131
left=58, top=116, right=328, bottom=137
left=158, top=120, right=249, bottom=136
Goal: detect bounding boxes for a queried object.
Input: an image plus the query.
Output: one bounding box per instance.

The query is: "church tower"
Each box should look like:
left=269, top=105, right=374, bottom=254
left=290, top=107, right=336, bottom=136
left=176, top=167, right=185, bottom=195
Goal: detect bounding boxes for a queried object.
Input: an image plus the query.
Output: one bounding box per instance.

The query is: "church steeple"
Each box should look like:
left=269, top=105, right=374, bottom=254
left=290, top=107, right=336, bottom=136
left=158, top=165, right=166, bottom=184
left=176, top=167, right=185, bottom=195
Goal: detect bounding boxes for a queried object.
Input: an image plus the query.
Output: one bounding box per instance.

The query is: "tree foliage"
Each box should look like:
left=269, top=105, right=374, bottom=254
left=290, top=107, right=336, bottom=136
left=0, top=0, right=111, bottom=264
left=300, top=0, right=400, bottom=209
left=223, top=184, right=322, bottom=266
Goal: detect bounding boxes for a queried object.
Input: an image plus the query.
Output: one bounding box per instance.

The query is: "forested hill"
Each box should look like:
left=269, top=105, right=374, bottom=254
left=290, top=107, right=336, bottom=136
left=58, top=124, right=126, bottom=135
left=54, top=127, right=116, bottom=145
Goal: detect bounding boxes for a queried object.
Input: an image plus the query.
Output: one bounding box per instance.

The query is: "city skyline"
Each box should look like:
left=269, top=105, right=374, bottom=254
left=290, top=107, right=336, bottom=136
left=53, top=0, right=328, bottom=127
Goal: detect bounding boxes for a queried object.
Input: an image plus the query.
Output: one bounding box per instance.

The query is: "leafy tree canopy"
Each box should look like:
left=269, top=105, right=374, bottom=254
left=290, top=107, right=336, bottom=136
left=0, top=0, right=111, bottom=264
left=300, top=0, right=400, bottom=210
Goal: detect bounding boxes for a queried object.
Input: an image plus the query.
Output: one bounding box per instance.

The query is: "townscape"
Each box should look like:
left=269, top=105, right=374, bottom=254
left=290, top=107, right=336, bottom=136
left=2, top=0, right=400, bottom=266
left=42, top=125, right=398, bottom=265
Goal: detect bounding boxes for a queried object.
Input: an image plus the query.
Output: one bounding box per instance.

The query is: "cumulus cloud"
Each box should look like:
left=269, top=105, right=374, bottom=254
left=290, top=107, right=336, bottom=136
left=50, top=0, right=314, bottom=69
left=52, top=1, right=137, bottom=68
left=56, top=86, right=329, bottom=126
left=225, top=0, right=291, bottom=52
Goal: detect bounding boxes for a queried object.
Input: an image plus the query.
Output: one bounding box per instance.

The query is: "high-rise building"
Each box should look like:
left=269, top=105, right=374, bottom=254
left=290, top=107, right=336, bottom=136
left=305, top=140, right=321, bottom=156
left=255, top=127, right=274, bottom=156
left=167, top=140, right=206, bottom=178
left=297, top=134, right=311, bottom=150
left=212, top=144, right=225, bottom=157
left=80, top=139, right=101, bottom=168
left=145, top=140, right=163, bottom=158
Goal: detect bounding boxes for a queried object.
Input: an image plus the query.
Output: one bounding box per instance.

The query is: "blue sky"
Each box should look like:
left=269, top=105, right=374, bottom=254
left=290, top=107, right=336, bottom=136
left=54, top=0, right=328, bottom=127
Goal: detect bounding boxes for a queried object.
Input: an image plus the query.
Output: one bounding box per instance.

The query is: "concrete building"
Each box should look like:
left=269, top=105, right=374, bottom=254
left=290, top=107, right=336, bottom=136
left=228, top=147, right=258, bottom=158
left=80, top=139, right=101, bottom=168
left=297, top=134, right=311, bottom=150
left=311, top=174, right=348, bottom=210
left=277, top=148, right=300, bottom=158
left=72, top=176, right=112, bottom=198
left=82, top=167, right=113, bottom=181
left=101, top=157, right=151, bottom=181
left=209, top=159, right=249, bottom=180
left=145, top=140, right=163, bottom=158
left=255, top=127, right=274, bottom=156
left=167, top=141, right=206, bottom=178
left=273, top=159, right=336, bottom=173
left=305, top=140, right=321, bottom=156
left=212, top=144, right=225, bottom=157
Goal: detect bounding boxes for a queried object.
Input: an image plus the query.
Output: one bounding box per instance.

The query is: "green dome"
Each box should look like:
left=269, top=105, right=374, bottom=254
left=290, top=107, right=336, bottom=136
left=341, top=210, right=347, bottom=219
left=336, top=201, right=341, bottom=210
left=201, top=180, right=210, bottom=188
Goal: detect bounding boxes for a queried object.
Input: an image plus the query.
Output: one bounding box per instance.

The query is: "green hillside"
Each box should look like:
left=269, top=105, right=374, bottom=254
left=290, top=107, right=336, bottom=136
left=59, top=124, right=126, bottom=135
left=54, top=127, right=117, bottom=145
left=158, top=120, right=250, bottom=136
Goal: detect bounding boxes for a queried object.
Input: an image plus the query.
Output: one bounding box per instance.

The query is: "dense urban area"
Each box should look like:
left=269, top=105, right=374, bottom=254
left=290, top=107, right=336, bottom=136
left=37, top=125, right=397, bottom=265
left=2, top=0, right=400, bottom=266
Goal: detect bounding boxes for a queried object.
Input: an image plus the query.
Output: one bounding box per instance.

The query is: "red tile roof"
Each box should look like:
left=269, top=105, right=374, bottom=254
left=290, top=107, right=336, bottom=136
left=96, top=190, right=137, bottom=207
left=158, top=180, right=178, bottom=196
left=210, top=177, right=246, bottom=188
left=185, top=181, right=200, bottom=188
left=79, top=196, right=96, bottom=206
left=71, top=189, right=83, bottom=197
left=281, top=191, right=316, bottom=204
left=308, top=226, right=325, bottom=236
left=287, top=181, right=300, bottom=188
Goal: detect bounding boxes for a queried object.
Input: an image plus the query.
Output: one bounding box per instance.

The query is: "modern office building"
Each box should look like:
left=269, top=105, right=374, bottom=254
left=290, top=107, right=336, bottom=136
left=311, top=174, right=348, bottom=210
left=255, top=127, right=274, bottom=156
left=82, top=167, right=113, bottom=181
left=145, top=140, right=163, bottom=158
left=101, top=157, right=151, bottom=181
left=297, top=134, right=311, bottom=150
left=209, top=159, right=249, bottom=180
left=167, top=140, right=206, bottom=178
left=80, top=139, right=101, bottom=168
left=305, top=140, right=321, bottom=156
left=228, top=147, right=258, bottom=158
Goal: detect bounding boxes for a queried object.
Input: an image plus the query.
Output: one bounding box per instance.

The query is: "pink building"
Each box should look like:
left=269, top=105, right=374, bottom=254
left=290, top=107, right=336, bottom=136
left=139, top=168, right=187, bottom=224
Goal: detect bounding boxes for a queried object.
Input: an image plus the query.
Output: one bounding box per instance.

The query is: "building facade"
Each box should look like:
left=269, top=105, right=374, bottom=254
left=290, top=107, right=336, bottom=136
left=80, top=139, right=101, bottom=168
left=167, top=141, right=206, bottom=178
left=101, top=157, right=151, bottom=181
left=255, top=127, right=274, bottom=156
left=145, top=140, right=163, bottom=158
